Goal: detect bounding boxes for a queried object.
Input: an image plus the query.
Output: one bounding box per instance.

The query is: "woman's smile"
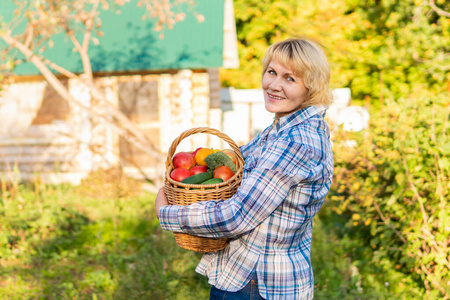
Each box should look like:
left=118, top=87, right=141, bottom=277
left=266, top=93, right=285, bottom=101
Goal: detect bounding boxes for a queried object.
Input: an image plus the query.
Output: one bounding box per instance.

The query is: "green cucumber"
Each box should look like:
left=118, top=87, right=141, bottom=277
left=191, top=178, right=224, bottom=190
left=181, top=172, right=213, bottom=184
left=200, top=178, right=224, bottom=185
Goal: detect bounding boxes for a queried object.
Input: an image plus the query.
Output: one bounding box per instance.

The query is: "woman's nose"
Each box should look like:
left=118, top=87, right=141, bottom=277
left=269, top=76, right=282, bottom=91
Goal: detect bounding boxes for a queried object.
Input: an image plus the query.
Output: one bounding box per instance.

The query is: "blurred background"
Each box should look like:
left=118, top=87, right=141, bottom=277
left=0, top=0, right=448, bottom=299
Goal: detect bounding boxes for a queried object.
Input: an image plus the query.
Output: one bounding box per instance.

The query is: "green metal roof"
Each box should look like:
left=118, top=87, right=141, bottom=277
left=1, top=0, right=225, bottom=75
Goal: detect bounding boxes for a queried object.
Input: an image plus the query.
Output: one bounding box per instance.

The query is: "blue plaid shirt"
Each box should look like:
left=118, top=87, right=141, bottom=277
left=159, top=105, right=334, bottom=299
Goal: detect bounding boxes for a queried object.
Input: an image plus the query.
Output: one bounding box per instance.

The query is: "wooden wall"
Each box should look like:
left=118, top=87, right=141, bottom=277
left=0, top=69, right=221, bottom=184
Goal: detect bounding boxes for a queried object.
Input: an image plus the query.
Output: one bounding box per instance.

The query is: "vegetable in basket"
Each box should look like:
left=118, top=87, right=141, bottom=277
left=204, top=151, right=237, bottom=173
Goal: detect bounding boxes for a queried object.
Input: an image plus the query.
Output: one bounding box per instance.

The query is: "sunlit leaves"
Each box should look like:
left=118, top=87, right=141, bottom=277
left=220, top=0, right=298, bottom=89
left=328, top=95, right=450, bottom=297
left=223, top=0, right=449, bottom=106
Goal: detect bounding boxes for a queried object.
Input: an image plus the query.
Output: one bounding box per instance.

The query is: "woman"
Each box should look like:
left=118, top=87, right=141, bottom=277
left=155, top=38, right=334, bottom=299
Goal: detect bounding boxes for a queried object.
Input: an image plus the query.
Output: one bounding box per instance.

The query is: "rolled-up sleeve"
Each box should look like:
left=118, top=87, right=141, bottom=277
left=159, top=205, right=183, bottom=232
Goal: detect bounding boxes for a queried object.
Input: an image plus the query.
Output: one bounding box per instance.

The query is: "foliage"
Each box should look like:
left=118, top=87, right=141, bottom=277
left=337, top=0, right=450, bottom=102
left=220, top=0, right=299, bottom=89
left=312, top=205, right=426, bottom=299
left=0, top=172, right=210, bottom=299
left=3, top=164, right=440, bottom=300
left=327, top=94, right=450, bottom=298
left=222, top=0, right=450, bottom=105
left=1, top=150, right=446, bottom=299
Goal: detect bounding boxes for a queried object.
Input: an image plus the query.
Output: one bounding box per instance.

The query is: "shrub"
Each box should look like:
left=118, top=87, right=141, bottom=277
left=327, top=94, right=449, bottom=298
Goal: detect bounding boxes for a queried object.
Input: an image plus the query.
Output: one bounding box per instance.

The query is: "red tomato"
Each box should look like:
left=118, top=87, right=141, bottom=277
left=213, top=166, right=235, bottom=182
left=170, top=168, right=191, bottom=182
left=190, top=165, right=208, bottom=175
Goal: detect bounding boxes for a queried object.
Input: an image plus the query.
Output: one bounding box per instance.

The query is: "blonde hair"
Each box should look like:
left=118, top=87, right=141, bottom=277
left=262, top=38, right=333, bottom=108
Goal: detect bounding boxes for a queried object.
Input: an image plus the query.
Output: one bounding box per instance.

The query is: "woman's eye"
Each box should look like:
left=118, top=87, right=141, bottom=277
left=268, top=70, right=276, bottom=75
left=287, top=76, right=295, bottom=82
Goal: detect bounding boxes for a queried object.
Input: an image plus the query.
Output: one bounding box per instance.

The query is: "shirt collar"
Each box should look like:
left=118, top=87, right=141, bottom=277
left=274, top=105, right=327, bottom=133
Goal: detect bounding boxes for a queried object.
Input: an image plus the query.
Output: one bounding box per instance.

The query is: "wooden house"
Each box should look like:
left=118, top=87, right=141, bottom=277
left=0, top=0, right=239, bottom=184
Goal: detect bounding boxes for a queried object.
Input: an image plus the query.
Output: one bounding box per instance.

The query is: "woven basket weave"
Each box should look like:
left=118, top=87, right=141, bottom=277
left=164, top=127, right=244, bottom=253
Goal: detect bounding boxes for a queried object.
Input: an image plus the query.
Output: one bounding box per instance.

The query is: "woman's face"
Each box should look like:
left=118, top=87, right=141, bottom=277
left=262, top=60, right=308, bottom=120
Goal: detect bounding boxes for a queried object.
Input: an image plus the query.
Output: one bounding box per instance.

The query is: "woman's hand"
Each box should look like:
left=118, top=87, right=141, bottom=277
left=155, top=187, right=169, bottom=220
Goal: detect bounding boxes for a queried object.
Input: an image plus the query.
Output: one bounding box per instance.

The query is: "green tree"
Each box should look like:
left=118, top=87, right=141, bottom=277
left=285, top=0, right=360, bottom=91
left=220, top=0, right=299, bottom=89
left=339, top=0, right=450, bottom=103
left=224, top=0, right=450, bottom=105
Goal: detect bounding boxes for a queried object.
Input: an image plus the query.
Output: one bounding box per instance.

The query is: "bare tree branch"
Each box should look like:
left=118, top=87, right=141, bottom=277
left=24, top=25, right=33, bottom=49
left=0, top=30, right=162, bottom=161
left=80, top=0, right=101, bottom=83
left=429, top=0, right=450, bottom=17
left=67, top=32, right=90, bottom=77
left=42, top=57, right=78, bottom=79
left=83, top=0, right=100, bottom=51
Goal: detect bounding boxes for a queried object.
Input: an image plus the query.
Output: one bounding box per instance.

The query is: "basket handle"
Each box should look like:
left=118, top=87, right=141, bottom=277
left=165, top=127, right=244, bottom=169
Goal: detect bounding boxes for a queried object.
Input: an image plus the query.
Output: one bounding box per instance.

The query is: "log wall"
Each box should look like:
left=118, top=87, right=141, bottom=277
left=0, top=69, right=221, bottom=184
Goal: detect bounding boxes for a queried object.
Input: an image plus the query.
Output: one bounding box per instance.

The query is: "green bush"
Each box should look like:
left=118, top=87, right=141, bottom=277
left=327, top=94, right=449, bottom=299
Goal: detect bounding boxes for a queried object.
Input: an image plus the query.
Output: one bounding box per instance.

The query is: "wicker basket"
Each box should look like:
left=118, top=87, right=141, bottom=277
left=164, top=127, right=244, bottom=253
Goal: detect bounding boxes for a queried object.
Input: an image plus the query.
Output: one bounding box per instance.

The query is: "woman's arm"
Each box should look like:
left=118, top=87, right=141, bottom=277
left=158, top=139, right=319, bottom=238
left=155, top=187, right=168, bottom=219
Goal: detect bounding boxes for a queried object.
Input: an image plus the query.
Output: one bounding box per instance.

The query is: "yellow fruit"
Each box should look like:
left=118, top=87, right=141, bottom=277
left=222, top=149, right=237, bottom=165
left=195, top=148, right=214, bottom=166
left=352, top=213, right=361, bottom=221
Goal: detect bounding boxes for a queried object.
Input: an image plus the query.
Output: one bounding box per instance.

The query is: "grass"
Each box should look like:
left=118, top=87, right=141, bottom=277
left=0, top=169, right=426, bottom=299
left=0, top=171, right=210, bottom=300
